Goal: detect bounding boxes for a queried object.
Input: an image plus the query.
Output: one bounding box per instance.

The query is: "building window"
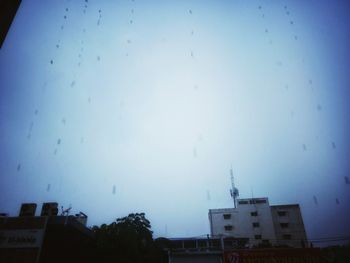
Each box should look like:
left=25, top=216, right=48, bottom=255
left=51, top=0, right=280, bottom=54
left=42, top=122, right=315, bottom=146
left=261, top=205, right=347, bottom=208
left=184, top=240, right=196, bottom=249
left=255, top=235, right=262, bottom=240
left=250, top=211, right=258, bottom=216
left=262, top=239, right=270, bottom=244
left=250, top=199, right=267, bottom=204
left=223, top=214, right=231, bottom=219
left=209, top=239, right=221, bottom=248
left=252, top=222, right=260, bottom=228
left=172, top=241, right=183, bottom=249
left=224, top=225, right=233, bottom=231
left=278, top=211, right=287, bottom=216
left=280, top=223, right=289, bottom=228
left=198, top=240, right=207, bottom=248
left=238, top=200, right=249, bottom=205
left=282, top=234, right=292, bottom=240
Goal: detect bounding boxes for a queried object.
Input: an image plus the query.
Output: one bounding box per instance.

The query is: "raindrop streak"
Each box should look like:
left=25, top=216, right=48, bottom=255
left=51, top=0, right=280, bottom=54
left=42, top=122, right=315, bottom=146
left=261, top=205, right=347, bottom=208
left=61, top=118, right=66, bottom=125
left=317, top=104, right=322, bottom=111
left=302, top=144, right=307, bottom=151
left=193, top=147, right=197, bottom=158
left=313, top=196, right=318, bottom=205
left=47, top=184, right=51, bottom=192
left=112, top=185, right=116, bottom=194
left=34, top=109, right=38, bottom=115
left=17, top=164, right=21, bottom=172
left=50, top=60, right=53, bottom=65
left=206, top=190, right=211, bottom=201
left=29, top=121, right=34, bottom=131
left=54, top=148, right=58, bottom=155
left=345, top=176, right=350, bottom=185
left=71, top=80, right=76, bottom=88
left=189, top=9, right=192, bottom=14
left=331, top=142, right=336, bottom=149
left=335, top=198, right=340, bottom=205
left=57, top=138, right=61, bottom=145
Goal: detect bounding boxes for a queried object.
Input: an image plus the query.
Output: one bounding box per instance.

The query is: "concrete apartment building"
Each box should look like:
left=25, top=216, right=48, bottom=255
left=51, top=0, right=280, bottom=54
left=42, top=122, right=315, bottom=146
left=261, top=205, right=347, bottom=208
left=208, top=197, right=308, bottom=248
left=0, top=202, right=94, bottom=263
left=271, top=204, right=308, bottom=248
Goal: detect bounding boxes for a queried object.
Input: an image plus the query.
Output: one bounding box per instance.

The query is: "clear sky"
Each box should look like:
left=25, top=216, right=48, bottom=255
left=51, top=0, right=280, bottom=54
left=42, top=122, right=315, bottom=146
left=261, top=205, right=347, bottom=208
left=0, top=0, right=349, bottom=243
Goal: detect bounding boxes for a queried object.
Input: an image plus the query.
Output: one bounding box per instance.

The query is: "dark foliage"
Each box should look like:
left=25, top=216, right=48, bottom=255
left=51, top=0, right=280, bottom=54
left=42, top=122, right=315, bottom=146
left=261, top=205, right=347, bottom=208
left=92, top=213, right=168, bottom=263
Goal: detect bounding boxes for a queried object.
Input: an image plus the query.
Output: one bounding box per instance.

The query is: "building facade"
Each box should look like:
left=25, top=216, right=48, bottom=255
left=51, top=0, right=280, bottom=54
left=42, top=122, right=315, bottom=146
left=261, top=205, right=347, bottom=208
left=208, top=197, right=307, bottom=248
left=271, top=204, right=308, bottom=248
left=0, top=203, right=94, bottom=263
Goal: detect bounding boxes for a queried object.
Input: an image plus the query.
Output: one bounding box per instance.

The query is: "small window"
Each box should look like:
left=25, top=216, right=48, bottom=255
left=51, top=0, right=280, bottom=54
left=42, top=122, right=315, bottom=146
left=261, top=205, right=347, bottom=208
left=282, top=234, right=292, bottom=240
left=254, top=235, right=262, bottom=240
left=184, top=240, right=196, bottom=249
left=249, top=199, right=267, bottom=204
left=172, top=241, right=183, bottom=249
left=250, top=211, right=258, bottom=216
left=210, top=239, right=220, bottom=248
left=238, top=200, right=249, bottom=205
left=224, top=225, right=233, bottom=231
left=198, top=240, right=207, bottom=248
left=252, top=222, right=260, bottom=228
left=223, top=214, right=231, bottom=219
left=278, top=211, right=287, bottom=216
left=255, top=199, right=267, bottom=204
left=280, top=223, right=289, bottom=228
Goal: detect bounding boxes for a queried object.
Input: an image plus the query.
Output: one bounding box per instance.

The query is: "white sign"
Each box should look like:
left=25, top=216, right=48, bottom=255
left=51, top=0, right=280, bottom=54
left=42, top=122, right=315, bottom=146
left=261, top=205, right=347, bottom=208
left=0, top=229, right=44, bottom=248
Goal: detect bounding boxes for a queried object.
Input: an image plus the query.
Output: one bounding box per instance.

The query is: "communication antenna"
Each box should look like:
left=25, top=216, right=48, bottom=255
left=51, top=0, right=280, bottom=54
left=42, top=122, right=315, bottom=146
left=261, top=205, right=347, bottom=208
left=229, top=167, right=239, bottom=208
left=61, top=205, right=72, bottom=216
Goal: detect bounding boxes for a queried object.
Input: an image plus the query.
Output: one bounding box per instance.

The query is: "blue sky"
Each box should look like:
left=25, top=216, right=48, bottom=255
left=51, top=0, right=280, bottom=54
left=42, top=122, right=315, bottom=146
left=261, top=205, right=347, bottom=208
left=0, top=0, right=349, bottom=243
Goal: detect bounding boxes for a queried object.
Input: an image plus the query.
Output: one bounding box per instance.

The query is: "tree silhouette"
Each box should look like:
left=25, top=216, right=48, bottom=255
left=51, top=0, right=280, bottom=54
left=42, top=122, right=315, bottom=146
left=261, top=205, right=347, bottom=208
left=93, top=213, right=166, bottom=263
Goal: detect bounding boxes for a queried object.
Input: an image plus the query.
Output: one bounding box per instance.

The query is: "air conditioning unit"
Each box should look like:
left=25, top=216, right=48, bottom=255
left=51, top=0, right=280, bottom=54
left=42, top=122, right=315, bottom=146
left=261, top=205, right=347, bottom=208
left=19, top=203, right=37, bottom=217
left=41, top=202, right=58, bottom=216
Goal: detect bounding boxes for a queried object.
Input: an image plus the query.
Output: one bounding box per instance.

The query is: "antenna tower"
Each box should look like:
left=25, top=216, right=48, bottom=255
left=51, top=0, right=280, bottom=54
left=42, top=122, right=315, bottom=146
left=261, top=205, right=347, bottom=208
left=230, top=167, right=239, bottom=208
